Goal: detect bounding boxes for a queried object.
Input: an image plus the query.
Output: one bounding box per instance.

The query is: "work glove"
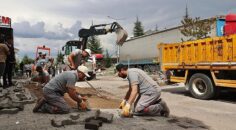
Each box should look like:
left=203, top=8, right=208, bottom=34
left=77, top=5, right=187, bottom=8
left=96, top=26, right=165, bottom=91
left=121, top=103, right=131, bottom=117
left=119, top=99, right=126, bottom=109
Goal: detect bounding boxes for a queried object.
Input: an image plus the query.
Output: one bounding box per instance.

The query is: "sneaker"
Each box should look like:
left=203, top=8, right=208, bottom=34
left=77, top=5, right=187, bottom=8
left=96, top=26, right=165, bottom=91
left=33, top=97, right=46, bottom=113
left=160, top=100, right=170, bottom=117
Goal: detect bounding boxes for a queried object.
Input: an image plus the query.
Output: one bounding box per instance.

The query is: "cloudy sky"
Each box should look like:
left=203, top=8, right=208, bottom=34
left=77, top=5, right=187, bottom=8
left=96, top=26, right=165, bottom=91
left=0, top=0, right=235, bottom=59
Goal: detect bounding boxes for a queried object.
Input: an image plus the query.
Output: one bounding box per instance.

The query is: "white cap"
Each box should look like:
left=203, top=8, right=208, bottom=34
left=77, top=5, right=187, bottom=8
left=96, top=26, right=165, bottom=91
left=84, top=49, right=92, bottom=56
left=77, top=65, right=90, bottom=77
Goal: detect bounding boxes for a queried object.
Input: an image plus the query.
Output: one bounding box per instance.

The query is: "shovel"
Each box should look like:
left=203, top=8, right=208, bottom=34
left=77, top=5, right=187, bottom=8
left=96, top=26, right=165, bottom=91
left=85, top=80, right=110, bottom=100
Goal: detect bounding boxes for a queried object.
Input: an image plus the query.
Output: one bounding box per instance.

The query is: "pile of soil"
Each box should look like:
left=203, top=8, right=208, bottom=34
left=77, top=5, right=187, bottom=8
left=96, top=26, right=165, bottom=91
left=25, top=83, right=121, bottom=109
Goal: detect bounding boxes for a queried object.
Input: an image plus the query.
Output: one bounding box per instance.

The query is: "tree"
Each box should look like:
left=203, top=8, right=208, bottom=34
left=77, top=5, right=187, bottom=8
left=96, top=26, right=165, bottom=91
left=104, top=49, right=112, bottom=68
left=180, top=16, right=214, bottom=41
left=87, top=36, right=103, bottom=54
left=133, top=17, right=145, bottom=37
left=56, top=51, right=64, bottom=64
left=22, top=55, right=34, bottom=64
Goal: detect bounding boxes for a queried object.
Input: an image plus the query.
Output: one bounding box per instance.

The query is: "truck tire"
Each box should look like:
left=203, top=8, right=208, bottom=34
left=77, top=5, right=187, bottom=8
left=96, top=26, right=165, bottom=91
left=189, top=73, right=215, bottom=100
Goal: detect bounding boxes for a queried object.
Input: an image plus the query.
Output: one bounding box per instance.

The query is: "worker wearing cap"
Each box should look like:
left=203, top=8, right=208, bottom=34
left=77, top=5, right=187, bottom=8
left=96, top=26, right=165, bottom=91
left=33, top=65, right=90, bottom=114
left=65, top=49, right=91, bottom=70
left=116, top=64, right=170, bottom=117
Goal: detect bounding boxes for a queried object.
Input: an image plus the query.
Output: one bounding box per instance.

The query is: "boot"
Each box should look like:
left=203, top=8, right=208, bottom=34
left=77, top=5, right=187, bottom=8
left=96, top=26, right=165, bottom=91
left=33, top=97, right=46, bottom=113
left=160, top=99, right=170, bottom=117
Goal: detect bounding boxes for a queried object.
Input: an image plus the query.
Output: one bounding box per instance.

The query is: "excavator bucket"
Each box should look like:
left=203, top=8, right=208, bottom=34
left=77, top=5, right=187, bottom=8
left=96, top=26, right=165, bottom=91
left=116, top=28, right=128, bottom=46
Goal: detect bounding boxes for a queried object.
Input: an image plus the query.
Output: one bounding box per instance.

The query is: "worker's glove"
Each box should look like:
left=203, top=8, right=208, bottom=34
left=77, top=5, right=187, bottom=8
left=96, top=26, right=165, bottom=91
left=119, top=99, right=126, bottom=109
left=121, top=103, right=131, bottom=117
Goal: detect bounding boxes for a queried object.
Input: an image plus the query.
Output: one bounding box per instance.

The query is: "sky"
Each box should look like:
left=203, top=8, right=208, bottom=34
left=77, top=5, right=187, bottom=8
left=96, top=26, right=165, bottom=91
left=0, top=0, right=235, bottom=59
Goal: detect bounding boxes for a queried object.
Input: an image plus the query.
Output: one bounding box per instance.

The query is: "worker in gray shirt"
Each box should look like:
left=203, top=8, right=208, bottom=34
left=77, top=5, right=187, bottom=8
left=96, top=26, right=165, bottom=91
left=116, top=64, right=170, bottom=117
left=33, top=65, right=90, bottom=114
left=64, top=49, right=91, bottom=71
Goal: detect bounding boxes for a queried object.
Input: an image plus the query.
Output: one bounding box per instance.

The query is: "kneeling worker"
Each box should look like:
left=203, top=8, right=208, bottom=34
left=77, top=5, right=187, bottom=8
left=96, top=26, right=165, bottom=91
left=33, top=65, right=90, bottom=114
left=116, top=64, right=170, bottom=117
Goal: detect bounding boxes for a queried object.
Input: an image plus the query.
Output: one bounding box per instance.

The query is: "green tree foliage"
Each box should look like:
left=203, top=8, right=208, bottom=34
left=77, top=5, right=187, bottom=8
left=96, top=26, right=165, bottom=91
left=22, top=55, right=34, bottom=64
left=104, top=49, right=112, bottom=68
left=87, top=36, right=103, bottom=54
left=180, top=16, right=214, bottom=41
left=56, top=51, right=64, bottom=64
left=133, top=17, right=145, bottom=37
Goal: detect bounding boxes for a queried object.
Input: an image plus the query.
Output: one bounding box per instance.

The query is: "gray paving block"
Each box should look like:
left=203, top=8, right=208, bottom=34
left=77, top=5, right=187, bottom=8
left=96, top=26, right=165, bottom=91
left=0, top=108, right=19, bottom=114
left=97, top=112, right=113, bottom=123
left=51, top=118, right=78, bottom=128
left=70, top=113, right=80, bottom=120
left=89, top=119, right=103, bottom=127
left=85, top=120, right=99, bottom=130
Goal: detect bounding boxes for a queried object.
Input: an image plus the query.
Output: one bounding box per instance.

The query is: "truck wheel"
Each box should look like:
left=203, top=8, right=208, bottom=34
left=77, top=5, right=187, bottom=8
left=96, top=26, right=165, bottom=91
left=189, top=73, right=215, bottom=100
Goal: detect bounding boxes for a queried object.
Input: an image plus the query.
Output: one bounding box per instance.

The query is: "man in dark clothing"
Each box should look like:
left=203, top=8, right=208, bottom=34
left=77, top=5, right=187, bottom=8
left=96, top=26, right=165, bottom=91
left=3, top=37, right=15, bottom=87
left=20, top=62, right=24, bottom=76
left=0, top=36, right=9, bottom=88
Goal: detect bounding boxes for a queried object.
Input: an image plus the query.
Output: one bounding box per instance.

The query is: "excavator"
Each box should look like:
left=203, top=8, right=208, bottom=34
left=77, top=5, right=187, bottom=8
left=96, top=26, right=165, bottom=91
left=78, top=21, right=127, bottom=50
left=61, top=22, right=128, bottom=79
left=63, top=22, right=127, bottom=53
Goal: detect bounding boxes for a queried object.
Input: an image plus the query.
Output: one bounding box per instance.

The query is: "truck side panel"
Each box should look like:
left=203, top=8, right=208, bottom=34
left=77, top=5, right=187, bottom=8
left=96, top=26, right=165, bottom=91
left=161, top=34, right=236, bottom=71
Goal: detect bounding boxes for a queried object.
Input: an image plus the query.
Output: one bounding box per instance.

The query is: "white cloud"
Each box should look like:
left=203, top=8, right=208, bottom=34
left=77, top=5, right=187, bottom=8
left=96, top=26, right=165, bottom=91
left=13, top=20, right=82, bottom=40
left=1, top=0, right=235, bottom=58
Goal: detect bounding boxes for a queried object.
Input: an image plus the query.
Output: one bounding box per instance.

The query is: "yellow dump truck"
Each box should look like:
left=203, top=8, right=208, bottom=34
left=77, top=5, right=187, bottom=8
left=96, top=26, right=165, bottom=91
left=159, top=34, right=236, bottom=99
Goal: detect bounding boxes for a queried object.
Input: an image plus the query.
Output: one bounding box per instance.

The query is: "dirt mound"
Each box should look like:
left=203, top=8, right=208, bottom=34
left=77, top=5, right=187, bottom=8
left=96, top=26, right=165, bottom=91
left=25, top=83, right=120, bottom=109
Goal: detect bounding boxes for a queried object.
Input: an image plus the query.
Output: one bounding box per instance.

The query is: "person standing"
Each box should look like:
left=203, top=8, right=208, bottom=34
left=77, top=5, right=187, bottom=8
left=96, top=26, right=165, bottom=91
left=3, top=37, right=16, bottom=87
left=0, top=37, right=9, bottom=88
left=116, top=64, right=170, bottom=117
left=20, top=62, right=24, bottom=76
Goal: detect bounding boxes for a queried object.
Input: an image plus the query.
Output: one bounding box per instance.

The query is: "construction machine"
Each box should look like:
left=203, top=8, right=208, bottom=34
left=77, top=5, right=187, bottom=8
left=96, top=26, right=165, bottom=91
left=61, top=22, right=128, bottom=79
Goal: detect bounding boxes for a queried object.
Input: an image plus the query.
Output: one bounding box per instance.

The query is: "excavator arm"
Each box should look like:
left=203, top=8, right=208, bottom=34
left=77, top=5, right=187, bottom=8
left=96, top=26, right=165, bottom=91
left=78, top=22, right=128, bottom=50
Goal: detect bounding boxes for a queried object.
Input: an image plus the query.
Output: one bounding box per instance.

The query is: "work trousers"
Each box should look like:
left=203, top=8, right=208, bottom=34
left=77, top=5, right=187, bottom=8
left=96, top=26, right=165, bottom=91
left=40, top=87, right=70, bottom=114
left=0, top=62, right=6, bottom=86
left=3, top=62, right=14, bottom=85
left=134, top=91, right=162, bottom=115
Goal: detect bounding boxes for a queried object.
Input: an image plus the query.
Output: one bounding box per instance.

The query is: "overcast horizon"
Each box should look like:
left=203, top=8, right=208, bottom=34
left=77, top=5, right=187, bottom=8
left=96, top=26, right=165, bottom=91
left=0, top=0, right=235, bottom=59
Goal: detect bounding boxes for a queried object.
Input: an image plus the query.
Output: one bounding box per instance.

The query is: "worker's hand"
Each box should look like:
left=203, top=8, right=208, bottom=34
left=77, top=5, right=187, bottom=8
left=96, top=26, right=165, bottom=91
left=78, top=101, right=87, bottom=110
left=121, top=103, right=131, bottom=117
left=69, top=65, right=76, bottom=70
left=119, top=99, right=126, bottom=109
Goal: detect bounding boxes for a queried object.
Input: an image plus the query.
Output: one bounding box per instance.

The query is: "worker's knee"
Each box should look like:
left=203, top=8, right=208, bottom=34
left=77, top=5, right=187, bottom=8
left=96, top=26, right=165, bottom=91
left=59, top=106, right=70, bottom=114
left=134, top=104, right=145, bottom=112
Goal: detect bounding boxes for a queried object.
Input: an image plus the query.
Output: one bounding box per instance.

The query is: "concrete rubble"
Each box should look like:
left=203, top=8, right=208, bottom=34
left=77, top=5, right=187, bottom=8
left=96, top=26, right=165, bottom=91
left=0, top=81, right=35, bottom=114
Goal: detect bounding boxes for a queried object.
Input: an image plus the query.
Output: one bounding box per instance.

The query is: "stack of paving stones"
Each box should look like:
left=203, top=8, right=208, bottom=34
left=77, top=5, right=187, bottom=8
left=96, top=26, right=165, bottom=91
left=0, top=81, right=35, bottom=114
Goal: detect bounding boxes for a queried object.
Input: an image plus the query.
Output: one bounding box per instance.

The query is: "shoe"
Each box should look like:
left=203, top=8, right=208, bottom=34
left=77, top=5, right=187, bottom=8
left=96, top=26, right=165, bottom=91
left=33, top=97, right=46, bottom=113
left=160, top=100, right=170, bottom=117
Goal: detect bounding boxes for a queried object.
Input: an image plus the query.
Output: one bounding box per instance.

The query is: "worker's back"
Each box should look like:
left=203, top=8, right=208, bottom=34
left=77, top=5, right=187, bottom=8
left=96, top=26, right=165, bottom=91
left=44, top=71, right=78, bottom=95
left=127, top=68, right=160, bottom=95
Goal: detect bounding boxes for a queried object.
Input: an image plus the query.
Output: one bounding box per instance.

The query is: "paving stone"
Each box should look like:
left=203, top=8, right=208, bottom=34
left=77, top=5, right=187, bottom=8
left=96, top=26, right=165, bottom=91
left=85, top=120, right=100, bottom=130
left=61, top=118, right=77, bottom=126
left=51, top=118, right=78, bottom=128
left=89, top=119, right=103, bottom=127
left=70, top=113, right=80, bottom=120
left=97, top=112, right=113, bottom=123
left=84, top=109, right=100, bottom=122
left=0, top=108, right=19, bottom=114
